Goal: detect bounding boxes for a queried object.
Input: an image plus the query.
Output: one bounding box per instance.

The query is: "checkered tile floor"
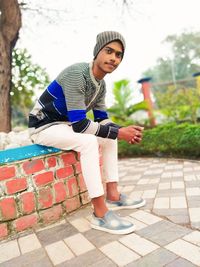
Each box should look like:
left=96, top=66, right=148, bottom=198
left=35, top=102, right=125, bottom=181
left=0, top=157, right=200, bottom=266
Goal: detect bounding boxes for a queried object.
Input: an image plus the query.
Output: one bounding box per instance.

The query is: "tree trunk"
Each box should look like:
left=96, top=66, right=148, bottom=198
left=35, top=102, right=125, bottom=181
left=0, top=0, right=21, bottom=133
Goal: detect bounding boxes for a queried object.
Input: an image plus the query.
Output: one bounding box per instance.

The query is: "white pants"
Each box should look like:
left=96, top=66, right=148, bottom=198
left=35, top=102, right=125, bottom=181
left=31, top=124, right=119, bottom=198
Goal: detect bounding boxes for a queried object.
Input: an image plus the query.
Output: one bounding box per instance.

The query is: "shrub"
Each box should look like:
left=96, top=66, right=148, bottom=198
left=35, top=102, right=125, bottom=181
left=118, top=123, right=200, bottom=159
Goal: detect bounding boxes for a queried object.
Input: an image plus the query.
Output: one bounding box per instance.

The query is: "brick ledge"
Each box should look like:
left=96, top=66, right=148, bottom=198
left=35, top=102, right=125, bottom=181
left=0, top=144, right=61, bottom=164
left=0, top=146, right=95, bottom=240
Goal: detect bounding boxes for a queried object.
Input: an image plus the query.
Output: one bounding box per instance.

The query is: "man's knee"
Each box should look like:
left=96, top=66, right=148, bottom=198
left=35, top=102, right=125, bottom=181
left=80, top=134, right=99, bottom=150
left=98, top=136, right=117, bottom=147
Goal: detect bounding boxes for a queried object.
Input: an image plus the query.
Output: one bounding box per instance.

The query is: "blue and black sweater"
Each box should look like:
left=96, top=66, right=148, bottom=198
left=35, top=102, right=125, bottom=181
left=29, top=62, right=119, bottom=139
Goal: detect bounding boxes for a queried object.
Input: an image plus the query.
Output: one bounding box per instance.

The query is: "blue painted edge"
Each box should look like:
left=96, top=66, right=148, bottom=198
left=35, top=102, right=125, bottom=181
left=0, top=144, right=61, bottom=164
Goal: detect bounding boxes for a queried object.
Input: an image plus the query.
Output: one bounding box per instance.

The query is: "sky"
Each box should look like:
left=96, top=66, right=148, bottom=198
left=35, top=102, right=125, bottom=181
left=18, top=0, right=200, bottom=105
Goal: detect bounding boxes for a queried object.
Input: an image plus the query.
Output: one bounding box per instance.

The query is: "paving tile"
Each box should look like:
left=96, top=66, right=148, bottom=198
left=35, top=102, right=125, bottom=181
left=18, top=233, right=42, bottom=254
left=151, top=163, right=166, bottom=168
left=125, top=216, right=148, bottom=230
left=148, top=178, right=160, bottom=184
left=131, top=168, right=148, bottom=173
left=165, top=239, right=200, bottom=266
left=129, top=190, right=143, bottom=198
left=151, top=226, right=192, bottom=246
left=164, top=166, right=175, bottom=170
left=186, top=187, right=200, bottom=196
left=144, top=170, right=162, bottom=175
left=119, top=233, right=159, bottom=256
left=120, top=180, right=141, bottom=186
left=126, top=248, right=178, bottom=267
left=84, top=228, right=120, bottom=247
left=165, top=164, right=183, bottom=170
left=168, top=160, right=182, bottom=164
left=158, top=182, right=171, bottom=190
left=172, top=171, right=183, bottom=177
left=187, top=196, right=200, bottom=208
left=171, top=181, right=185, bottom=189
left=122, top=175, right=142, bottom=181
left=184, top=175, right=197, bottom=181
left=115, top=209, right=135, bottom=217
left=0, top=248, right=53, bottom=267
left=160, top=178, right=172, bottom=182
left=134, top=184, right=158, bottom=190
left=57, top=249, right=116, bottom=267
left=118, top=165, right=129, bottom=170
left=117, top=185, right=123, bottom=192
left=130, top=210, right=162, bottom=225
left=165, top=165, right=178, bottom=169
left=126, top=168, right=141, bottom=173
left=137, top=179, right=150, bottom=184
left=69, top=217, right=91, bottom=232
left=191, top=222, right=200, bottom=230
left=142, top=190, right=157, bottom=198
left=162, top=172, right=172, bottom=178
left=152, top=208, right=190, bottom=224
left=0, top=240, right=20, bottom=264
left=86, top=214, right=93, bottom=222
left=170, top=196, right=187, bottom=208
left=171, top=177, right=184, bottom=181
left=183, top=161, right=195, bottom=165
left=154, top=197, right=170, bottom=209
left=156, top=189, right=185, bottom=197
left=89, top=258, right=117, bottom=267
left=189, top=208, right=200, bottom=223
left=137, top=220, right=191, bottom=246
left=185, top=181, right=200, bottom=187
left=45, top=240, right=74, bottom=265
left=100, top=241, right=140, bottom=266
left=141, top=198, right=154, bottom=210
left=119, top=171, right=128, bottom=178
left=166, top=214, right=190, bottom=225
left=121, top=185, right=135, bottom=193
left=64, top=233, right=95, bottom=255
left=136, top=220, right=173, bottom=236
left=66, top=205, right=92, bottom=221
left=153, top=208, right=188, bottom=217
left=165, top=257, right=197, bottom=267
left=184, top=168, right=195, bottom=172
left=183, top=231, right=200, bottom=246
left=35, top=219, right=66, bottom=232
left=36, top=221, right=78, bottom=246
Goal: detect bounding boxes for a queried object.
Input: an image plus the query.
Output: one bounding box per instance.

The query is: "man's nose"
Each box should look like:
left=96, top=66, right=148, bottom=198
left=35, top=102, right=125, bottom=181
left=110, top=53, right=116, bottom=61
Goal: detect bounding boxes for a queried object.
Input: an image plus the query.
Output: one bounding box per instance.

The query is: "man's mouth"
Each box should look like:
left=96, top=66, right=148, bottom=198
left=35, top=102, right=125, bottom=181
left=106, top=62, right=116, bottom=68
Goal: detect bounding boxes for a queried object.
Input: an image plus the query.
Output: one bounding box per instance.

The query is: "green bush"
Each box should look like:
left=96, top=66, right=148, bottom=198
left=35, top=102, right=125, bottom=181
left=118, top=123, right=200, bottom=159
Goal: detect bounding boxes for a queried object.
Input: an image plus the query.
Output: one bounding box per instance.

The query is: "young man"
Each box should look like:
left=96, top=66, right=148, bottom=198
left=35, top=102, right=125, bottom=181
left=29, top=31, right=145, bottom=235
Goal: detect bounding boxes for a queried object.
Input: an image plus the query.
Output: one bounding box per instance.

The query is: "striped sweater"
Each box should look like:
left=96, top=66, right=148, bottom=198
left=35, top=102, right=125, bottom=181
left=29, top=62, right=119, bottom=139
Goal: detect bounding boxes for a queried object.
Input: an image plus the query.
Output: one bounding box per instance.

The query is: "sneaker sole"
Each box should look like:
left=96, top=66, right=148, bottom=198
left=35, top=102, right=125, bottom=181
left=90, top=223, right=136, bottom=235
left=107, top=199, right=146, bottom=211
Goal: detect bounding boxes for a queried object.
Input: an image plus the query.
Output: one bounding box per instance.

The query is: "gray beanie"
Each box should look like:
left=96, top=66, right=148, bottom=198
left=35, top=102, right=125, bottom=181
left=93, top=31, right=126, bottom=59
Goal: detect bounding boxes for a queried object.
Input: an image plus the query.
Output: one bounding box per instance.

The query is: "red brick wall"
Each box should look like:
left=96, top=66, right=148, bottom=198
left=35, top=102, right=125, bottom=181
left=0, top=151, right=93, bottom=240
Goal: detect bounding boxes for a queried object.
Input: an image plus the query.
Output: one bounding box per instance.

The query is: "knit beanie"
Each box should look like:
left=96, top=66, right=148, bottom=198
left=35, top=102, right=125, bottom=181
left=93, top=31, right=126, bottom=59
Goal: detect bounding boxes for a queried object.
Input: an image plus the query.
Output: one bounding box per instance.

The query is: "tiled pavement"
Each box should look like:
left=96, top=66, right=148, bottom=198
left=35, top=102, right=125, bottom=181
left=0, top=157, right=200, bottom=267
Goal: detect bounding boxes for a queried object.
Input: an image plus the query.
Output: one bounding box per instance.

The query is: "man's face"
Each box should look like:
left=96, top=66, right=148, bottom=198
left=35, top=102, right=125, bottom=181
left=94, top=41, right=123, bottom=75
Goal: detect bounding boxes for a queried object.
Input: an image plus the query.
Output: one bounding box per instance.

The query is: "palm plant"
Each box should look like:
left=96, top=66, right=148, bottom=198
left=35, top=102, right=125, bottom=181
left=108, top=79, right=149, bottom=125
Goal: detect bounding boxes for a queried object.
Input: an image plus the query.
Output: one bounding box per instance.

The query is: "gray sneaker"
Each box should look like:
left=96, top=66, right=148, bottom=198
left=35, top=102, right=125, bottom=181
left=90, top=210, right=136, bottom=235
left=106, top=194, right=146, bottom=210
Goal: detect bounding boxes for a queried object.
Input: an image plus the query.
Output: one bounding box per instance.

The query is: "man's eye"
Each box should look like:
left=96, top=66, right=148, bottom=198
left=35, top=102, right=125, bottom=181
left=116, top=52, right=123, bottom=58
left=105, top=48, right=112, bottom=54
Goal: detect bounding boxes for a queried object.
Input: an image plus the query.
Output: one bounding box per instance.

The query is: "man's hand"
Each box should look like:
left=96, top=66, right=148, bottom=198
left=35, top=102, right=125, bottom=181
left=118, top=125, right=144, bottom=144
